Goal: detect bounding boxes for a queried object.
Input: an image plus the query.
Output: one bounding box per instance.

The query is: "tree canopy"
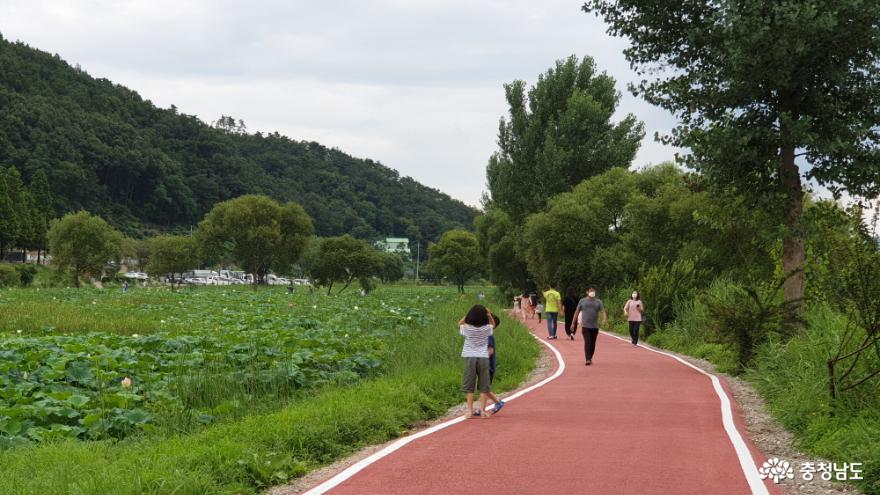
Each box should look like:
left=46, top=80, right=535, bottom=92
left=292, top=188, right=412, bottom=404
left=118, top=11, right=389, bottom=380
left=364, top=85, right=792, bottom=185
left=486, top=55, right=644, bottom=221
left=479, top=55, right=644, bottom=294
left=303, top=235, right=384, bottom=294
left=146, top=235, right=199, bottom=287
left=47, top=211, right=122, bottom=287
left=427, top=230, right=482, bottom=293
left=0, top=165, right=51, bottom=258
left=583, top=0, right=880, bottom=315
left=196, top=195, right=313, bottom=284
left=523, top=164, right=776, bottom=292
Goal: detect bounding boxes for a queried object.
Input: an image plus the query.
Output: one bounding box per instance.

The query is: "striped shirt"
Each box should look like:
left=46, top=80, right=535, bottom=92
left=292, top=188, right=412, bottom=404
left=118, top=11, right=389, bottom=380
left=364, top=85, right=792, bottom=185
left=460, top=324, right=494, bottom=358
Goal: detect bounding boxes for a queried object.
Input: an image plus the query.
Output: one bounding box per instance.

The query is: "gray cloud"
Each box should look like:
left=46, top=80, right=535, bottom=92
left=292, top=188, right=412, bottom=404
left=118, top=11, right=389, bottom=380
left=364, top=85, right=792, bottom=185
left=1, top=0, right=679, bottom=206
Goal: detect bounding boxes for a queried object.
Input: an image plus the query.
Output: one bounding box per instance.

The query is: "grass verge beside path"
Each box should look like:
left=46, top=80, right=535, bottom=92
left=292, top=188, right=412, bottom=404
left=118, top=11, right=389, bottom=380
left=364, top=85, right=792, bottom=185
left=0, top=288, right=539, bottom=495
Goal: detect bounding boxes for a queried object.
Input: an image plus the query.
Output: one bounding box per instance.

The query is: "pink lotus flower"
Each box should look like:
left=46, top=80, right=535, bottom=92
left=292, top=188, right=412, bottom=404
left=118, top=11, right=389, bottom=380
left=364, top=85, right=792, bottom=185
left=121, top=377, right=132, bottom=388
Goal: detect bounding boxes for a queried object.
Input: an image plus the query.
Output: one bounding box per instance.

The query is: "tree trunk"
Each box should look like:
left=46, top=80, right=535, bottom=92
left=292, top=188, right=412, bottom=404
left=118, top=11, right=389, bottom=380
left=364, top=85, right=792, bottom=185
left=780, top=144, right=806, bottom=323
left=339, top=275, right=354, bottom=293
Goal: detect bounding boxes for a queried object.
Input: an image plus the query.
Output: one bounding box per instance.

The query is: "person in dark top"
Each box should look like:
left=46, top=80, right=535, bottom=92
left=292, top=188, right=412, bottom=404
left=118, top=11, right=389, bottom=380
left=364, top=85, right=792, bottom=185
left=487, top=334, right=496, bottom=381
left=571, top=287, right=608, bottom=366
left=562, top=287, right=580, bottom=340
left=475, top=316, right=505, bottom=416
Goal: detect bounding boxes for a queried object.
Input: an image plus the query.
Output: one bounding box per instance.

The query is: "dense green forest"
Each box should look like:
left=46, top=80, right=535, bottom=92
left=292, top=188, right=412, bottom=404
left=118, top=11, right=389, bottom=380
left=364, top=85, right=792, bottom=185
left=0, top=34, right=475, bottom=242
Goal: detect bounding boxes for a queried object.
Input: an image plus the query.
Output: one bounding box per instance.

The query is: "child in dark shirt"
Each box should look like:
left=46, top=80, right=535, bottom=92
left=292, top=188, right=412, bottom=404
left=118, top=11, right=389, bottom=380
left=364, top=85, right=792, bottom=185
left=475, top=316, right=505, bottom=415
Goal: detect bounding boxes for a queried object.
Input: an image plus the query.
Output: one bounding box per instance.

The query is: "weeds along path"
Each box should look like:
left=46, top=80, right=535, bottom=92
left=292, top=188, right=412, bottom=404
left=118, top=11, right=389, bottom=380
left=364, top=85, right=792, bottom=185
left=302, top=315, right=784, bottom=495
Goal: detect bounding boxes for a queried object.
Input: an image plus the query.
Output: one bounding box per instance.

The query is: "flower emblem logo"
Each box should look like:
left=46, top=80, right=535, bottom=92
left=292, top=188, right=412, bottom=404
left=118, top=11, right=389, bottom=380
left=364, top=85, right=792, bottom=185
left=758, top=458, right=794, bottom=484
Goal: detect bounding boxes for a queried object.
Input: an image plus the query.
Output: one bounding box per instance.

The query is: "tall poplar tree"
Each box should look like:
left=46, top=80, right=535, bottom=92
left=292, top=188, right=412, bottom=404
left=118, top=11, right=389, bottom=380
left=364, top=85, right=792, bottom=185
left=0, top=172, right=16, bottom=258
left=29, top=170, right=54, bottom=262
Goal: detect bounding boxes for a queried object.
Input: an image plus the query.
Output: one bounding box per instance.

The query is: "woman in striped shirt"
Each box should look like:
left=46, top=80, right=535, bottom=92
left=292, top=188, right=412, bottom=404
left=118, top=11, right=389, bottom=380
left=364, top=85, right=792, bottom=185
left=459, top=304, right=496, bottom=419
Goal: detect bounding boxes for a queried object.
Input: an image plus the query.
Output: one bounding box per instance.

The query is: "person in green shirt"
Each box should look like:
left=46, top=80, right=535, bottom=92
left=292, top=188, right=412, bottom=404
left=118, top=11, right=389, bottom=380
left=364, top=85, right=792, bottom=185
left=542, top=284, right=562, bottom=339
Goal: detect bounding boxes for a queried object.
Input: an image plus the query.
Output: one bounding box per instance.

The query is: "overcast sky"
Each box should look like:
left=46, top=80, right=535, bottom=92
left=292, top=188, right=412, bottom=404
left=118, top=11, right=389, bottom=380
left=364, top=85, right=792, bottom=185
left=0, top=0, right=679, bottom=207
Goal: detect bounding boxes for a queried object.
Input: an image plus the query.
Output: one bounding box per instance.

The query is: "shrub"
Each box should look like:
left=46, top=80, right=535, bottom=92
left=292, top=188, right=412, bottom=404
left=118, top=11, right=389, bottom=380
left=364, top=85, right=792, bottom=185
left=33, top=266, right=71, bottom=288
left=642, top=280, right=739, bottom=373
left=706, top=279, right=801, bottom=373
left=0, top=263, right=17, bottom=287
left=15, top=264, right=37, bottom=287
left=637, top=257, right=707, bottom=336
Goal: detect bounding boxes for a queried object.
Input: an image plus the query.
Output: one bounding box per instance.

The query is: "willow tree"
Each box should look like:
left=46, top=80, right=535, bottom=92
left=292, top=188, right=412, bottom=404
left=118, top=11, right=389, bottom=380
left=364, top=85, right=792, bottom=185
left=583, top=0, right=880, bottom=317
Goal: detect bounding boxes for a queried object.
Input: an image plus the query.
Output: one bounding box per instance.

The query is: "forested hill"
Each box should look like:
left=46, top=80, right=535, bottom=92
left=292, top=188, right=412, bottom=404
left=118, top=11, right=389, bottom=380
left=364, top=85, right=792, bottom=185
left=0, top=35, right=476, bottom=241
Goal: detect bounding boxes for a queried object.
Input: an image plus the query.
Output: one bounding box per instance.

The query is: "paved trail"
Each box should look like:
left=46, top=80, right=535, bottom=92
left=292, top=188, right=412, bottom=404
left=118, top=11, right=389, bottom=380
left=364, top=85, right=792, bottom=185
left=304, top=316, right=783, bottom=495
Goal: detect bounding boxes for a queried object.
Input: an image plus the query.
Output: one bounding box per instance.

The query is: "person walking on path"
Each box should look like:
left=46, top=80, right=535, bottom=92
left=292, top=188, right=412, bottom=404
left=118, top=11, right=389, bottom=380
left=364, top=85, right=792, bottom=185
left=572, top=288, right=607, bottom=366
left=521, top=291, right=534, bottom=319
left=542, top=284, right=561, bottom=339
left=458, top=305, right=496, bottom=419
left=624, top=291, right=645, bottom=346
left=562, top=287, right=579, bottom=340
left=474, top=317, right=505, bottom=416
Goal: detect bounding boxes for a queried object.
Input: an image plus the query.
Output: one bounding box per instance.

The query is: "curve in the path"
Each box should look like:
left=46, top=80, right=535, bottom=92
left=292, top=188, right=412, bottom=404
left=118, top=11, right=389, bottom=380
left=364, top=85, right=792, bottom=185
left=304, top=316, right=782, bottom=495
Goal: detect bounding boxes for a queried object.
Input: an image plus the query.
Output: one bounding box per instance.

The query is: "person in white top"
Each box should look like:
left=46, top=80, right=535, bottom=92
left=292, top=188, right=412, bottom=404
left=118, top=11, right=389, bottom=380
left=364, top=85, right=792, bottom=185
left=623, top=290, right=645, bottom=346
left=459, top=304, right=496, bottom=419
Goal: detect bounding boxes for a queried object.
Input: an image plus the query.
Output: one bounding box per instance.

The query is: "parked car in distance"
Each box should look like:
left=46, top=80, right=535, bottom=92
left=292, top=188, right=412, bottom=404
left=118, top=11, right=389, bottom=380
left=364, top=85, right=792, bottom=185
left=266, top=274, right=287, bottom=285
left=183, top=270, right=218, bottom=280
left=123, top=272, right=149, bottom=280
left=183, top=277, right=208, bottom=285
left=208, top=276, right=238, bottom=286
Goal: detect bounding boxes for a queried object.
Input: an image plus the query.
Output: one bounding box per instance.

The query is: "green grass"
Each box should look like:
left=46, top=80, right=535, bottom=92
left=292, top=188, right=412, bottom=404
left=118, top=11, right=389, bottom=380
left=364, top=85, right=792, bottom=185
left=0, top=286, right=540, bottom=494
left=747, top=305, right=880, bottom=495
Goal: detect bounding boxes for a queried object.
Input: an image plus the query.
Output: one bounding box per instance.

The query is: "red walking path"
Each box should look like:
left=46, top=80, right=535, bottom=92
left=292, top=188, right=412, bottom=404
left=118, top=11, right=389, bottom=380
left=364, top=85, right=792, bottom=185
left=303, top=315, right=784, bottom=495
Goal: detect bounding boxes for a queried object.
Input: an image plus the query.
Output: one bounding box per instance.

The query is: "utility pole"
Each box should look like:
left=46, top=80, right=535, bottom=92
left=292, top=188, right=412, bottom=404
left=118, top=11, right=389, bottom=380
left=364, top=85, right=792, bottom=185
left=415, top=241, right=420, bottom=282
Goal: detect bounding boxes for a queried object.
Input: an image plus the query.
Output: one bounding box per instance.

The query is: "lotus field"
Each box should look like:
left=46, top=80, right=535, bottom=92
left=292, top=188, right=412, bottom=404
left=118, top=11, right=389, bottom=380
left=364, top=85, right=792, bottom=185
left=0, top=286, right=432, bottom=448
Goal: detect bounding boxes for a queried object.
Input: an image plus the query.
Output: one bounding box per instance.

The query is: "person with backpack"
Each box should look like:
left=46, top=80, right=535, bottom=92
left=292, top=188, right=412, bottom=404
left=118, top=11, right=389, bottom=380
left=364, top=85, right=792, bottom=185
left=624, top=290, right=645, bottom=346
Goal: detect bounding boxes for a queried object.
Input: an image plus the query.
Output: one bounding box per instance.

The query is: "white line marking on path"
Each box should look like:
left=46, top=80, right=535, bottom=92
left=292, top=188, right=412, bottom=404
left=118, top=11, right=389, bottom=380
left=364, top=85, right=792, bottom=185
left=302, top=323, right=565, bottom=495
left=600, top=330, right=770, bottom=495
